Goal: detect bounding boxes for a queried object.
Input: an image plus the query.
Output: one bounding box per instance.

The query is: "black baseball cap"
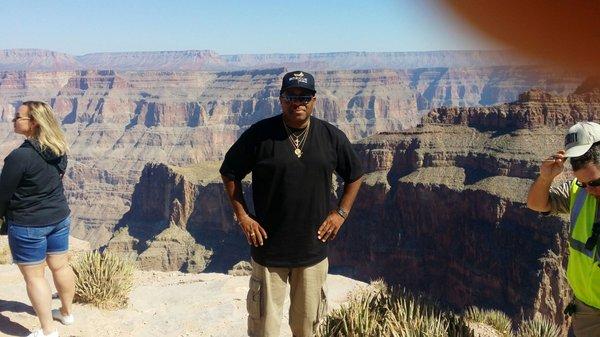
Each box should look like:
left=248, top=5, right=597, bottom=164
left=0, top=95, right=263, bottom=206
left=280, top=71, right=316, bottom=95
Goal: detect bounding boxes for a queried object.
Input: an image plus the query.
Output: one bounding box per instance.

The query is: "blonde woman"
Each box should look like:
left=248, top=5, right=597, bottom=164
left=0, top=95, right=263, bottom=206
left=0, top=101, right=74, bottom=337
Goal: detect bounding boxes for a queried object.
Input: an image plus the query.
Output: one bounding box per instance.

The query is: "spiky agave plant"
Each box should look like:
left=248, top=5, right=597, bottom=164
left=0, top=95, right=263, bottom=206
left=317, top=283, right=388, bottom=337
left=317, top=281, right=474, bottom=337
left=72, top=250, right=134, bottom=309
left=516, top=317, right=561, bottom=337
left=464, top=306, right=513, bottom=336
left=385, top=288, right=448, bottom=337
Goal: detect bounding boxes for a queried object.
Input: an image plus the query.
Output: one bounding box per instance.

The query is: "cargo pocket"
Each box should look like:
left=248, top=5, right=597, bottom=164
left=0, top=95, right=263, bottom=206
left=247, top=277, right=262, bottom=336
left=314, top=283, right=329, bottom=330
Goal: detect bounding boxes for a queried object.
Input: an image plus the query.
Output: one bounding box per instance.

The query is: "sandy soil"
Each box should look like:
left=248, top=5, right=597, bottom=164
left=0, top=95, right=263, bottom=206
left=0, top=264, right=366, bottom=337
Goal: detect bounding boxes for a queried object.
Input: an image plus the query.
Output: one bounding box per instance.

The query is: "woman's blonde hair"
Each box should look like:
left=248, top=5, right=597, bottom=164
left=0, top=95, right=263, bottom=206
left=22, top=101, right=69, bottom=156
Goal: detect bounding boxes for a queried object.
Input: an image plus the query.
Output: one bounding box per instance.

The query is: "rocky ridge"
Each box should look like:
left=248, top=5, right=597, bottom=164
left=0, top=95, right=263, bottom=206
left=0, top=49, right=533, bottom=71
left=0, top=50, right=80, bottom=71
left=424, top=85, right=600, bottom=129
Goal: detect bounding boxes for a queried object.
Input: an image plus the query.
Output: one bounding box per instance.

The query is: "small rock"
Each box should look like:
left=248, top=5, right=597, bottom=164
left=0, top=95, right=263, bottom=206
left=228, top=261, right=252, bottom=276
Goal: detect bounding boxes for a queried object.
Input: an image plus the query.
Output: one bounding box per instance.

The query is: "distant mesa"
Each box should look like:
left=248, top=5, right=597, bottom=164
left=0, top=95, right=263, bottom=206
left=0, top=48, right=534, bottom=71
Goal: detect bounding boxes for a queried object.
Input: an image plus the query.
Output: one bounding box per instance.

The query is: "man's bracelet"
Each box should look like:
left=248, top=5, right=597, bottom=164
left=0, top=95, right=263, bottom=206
left=336, top=207, right=348, bottom=219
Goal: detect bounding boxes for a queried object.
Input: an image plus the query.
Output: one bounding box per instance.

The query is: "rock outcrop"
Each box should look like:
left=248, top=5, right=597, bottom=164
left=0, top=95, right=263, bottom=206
left=228, top=261, right=253, bottom=276
left=339, top=126, right=571, bottom=330
left=423, top=85, right=600, bottom=130
left=104, top=162, right=246, bottom=272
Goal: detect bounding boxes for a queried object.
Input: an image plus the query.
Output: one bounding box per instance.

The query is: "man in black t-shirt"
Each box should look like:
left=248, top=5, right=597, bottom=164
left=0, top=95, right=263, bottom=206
left=220, top=71, right=363, bottom=337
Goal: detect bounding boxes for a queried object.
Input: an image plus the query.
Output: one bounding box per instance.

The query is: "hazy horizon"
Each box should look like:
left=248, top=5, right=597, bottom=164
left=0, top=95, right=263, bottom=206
left=2, top=47, right=510, bottom=56
left=2, top=0, right=503, bottom=55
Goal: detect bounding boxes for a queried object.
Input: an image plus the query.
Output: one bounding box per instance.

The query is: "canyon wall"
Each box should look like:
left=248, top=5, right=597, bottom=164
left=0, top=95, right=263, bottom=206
left=0, top=67, right=580, bottom=247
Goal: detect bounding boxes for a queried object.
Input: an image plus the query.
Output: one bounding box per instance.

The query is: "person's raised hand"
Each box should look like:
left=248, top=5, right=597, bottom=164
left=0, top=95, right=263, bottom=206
left=540, top=150, right=566, bottom=181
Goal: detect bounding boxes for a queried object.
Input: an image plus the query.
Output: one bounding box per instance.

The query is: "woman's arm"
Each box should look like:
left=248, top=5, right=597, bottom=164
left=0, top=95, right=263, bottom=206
left=0, top=150, right=26, bottom=218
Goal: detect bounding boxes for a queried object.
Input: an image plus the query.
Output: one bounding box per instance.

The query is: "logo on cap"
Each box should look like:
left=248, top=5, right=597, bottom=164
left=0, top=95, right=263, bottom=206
left=565, top=133, right=579, bottom=146
left=289, top=72, right=308, bottom=84
left=280, top=70, right=316, bottom=95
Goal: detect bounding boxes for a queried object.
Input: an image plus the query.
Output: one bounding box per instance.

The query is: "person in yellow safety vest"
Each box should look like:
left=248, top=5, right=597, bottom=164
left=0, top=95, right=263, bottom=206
left=527, top=121, right=600, bottom=337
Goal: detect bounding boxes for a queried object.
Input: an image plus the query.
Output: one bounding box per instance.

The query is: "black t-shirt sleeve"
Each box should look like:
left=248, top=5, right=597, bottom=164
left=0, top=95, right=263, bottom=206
left=220, top=127, right=257, bottom=181
left=0, top=149, right=27, bottom=218
left=334, top=129, right=363, bottom=183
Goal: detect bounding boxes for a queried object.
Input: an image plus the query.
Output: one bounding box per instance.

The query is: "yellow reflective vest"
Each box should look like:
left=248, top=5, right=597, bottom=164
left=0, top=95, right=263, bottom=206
left=567, top=180, right=600, bottom=308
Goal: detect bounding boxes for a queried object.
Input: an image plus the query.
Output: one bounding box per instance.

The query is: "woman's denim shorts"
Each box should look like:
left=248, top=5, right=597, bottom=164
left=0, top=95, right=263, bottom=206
left=7, top=216, right=71, bottom=265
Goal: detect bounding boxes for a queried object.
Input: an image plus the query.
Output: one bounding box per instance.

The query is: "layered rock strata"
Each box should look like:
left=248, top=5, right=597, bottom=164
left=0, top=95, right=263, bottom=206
left=0, top=67, right=581, bottom=247
left=105, top=162, right=247, bottom=272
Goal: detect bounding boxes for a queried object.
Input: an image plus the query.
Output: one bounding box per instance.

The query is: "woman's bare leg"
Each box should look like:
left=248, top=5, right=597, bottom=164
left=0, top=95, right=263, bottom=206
left=47, top=253, right=75, bottom=316
left=18, top=263, right=56, bottom=335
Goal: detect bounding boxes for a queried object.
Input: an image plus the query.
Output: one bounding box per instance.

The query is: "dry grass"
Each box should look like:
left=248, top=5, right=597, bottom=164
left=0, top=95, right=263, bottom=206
left=0, top=242, right=11, bottom=264
left=516, top=317, right=561, bottom=337
left=316, top=280, right=474, bottom=337
left=464, top=306, right=512, bottom=336
left=317, top=281, right=562, bottom=337
left=72, top=250, right=134, bottom=309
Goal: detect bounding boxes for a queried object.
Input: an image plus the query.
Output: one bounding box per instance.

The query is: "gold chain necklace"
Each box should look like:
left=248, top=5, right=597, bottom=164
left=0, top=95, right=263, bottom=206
left=283, top=119, right=310, bottom=158
left=288, top=125, right=309, bottom=147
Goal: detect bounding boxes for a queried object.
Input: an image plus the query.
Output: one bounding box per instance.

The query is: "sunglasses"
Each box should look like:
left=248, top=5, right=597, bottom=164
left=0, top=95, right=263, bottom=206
left=280, top=94, right=314, bottom=104
left=575, top=178, right=600, bottom=188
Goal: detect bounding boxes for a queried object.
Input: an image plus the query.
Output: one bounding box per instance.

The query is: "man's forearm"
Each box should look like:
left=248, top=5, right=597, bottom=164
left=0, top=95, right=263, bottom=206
left=221, top=175, right=251, bottom=220
left=527, top=175, right=553, bottom=212
left=338, top=177, right=363, bottom=215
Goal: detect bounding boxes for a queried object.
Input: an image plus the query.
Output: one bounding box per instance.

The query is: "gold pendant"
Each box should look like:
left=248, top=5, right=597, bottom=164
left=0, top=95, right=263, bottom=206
left=294, top=148, right=302, bottom=157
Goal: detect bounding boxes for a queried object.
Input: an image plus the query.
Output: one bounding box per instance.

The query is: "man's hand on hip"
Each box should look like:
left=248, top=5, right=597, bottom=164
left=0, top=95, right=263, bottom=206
left=317, top=210, right=345, bottom=242
left=238, top=214, right=268, bottom=247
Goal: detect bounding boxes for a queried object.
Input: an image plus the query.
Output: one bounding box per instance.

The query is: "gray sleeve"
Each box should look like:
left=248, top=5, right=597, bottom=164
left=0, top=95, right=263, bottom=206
left=547, top=181, right=571, bottom=214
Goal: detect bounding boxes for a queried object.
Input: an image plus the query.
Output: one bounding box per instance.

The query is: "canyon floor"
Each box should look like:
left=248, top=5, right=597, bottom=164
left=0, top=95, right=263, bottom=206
left=0, top=264, right=367, bottom=337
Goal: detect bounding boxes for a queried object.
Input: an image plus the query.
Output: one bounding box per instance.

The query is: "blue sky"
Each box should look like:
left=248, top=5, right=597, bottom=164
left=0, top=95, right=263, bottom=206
left=1, top=0, right=502, bottom=55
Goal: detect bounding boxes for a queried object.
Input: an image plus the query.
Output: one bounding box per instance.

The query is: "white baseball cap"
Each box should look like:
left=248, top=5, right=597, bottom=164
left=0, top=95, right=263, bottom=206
left=564, top=122, right=600, bottom=157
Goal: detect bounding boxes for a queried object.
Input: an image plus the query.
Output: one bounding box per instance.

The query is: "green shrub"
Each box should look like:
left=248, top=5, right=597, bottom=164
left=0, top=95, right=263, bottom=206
left=72, top=250, right=134, bottom=309
left=516, top=317, right=561, bottom=337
